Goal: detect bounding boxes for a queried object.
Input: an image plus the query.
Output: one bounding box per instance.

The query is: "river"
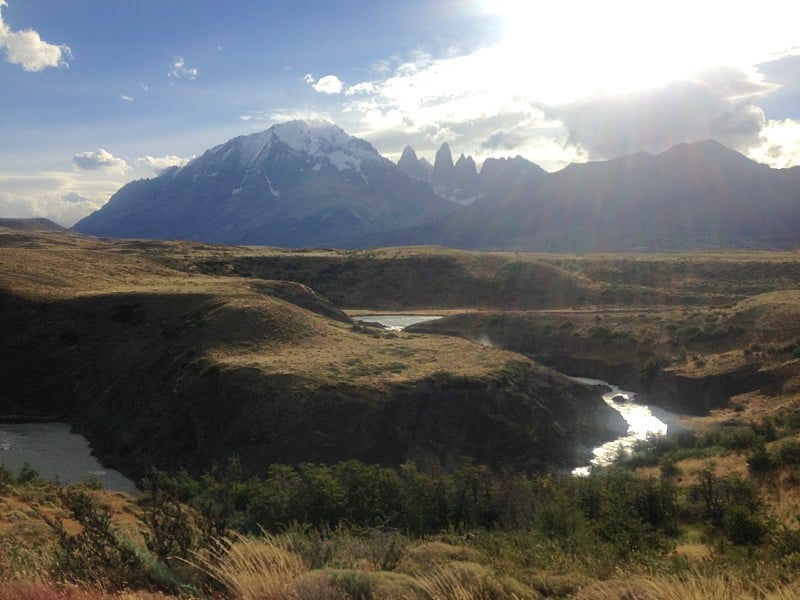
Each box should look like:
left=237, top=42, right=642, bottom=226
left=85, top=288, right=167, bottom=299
left=569, top=378, right=679, bottom=476
left=352, top=314, right=443, bottom=331
left=2, top=315, right=672, bottom=490
left=353, top=314, right=678, bottom=475
left=0, top=422, right=139, bottom=493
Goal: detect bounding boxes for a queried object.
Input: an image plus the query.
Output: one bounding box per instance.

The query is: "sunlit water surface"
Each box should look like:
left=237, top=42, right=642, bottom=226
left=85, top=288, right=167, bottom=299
left=352, top=314, right=442, bottom=331
left=570, top=377, right=679, bottom=476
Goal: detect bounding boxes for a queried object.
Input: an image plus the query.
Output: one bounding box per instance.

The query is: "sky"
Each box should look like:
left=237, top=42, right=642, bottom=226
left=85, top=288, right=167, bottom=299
left=2, top=0, right=800, bottom=227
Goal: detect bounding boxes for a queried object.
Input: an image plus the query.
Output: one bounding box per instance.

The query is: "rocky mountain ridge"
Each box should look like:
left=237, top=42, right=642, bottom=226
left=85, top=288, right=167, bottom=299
left=74, top=120, right=455, bottom=248
left=73, top=121, right=800, bottom=251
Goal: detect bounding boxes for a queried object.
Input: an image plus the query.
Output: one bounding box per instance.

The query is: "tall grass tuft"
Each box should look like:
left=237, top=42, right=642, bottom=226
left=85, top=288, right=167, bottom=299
left=191, top=531, right=305, bottom=600
left=0, top=581, right=176, bottom=600
left=415, top=561, right=535, bottom=600
left=574, top=571, right=800, bottom=600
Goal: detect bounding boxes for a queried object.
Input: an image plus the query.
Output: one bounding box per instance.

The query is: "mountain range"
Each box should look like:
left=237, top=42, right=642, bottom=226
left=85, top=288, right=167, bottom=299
left=74, top=121, right=454, bottom=248
left=73, top=120, right=800, bottom=251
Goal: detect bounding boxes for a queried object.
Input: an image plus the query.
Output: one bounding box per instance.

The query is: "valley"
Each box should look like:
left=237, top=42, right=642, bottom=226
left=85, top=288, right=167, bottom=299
left=0, top=228, right=619, bottom=479
left=6, top=0, right=800, bottom=594
left=3, top=224, right=800, bottom=598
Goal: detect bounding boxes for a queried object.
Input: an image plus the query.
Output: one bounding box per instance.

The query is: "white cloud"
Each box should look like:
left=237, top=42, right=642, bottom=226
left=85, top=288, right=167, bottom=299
left=61, top=191, right=93, bottom=204
left=0, top=0, right=71, bottom=71
left=296, top=1, right=800, bottom=169
left=137, top=154, right=192, bottom=173
left=0, top=192, right=104, bottom=227
left=310, top=74, right=343, bottom=94
left=346, top=82, right=376, bottom=96
left=0, top=171, right=117, bottom=227
left=73, top=149, right=129, bottom=174
left=239, top=109, right=334, bottom=127
left=555, top=69, right=771, bottom=159
left=169, top=56, right=198, bottom=80
left=748, top=118, right=800, bottom=168
left=120, top=94, right=134, bottom=102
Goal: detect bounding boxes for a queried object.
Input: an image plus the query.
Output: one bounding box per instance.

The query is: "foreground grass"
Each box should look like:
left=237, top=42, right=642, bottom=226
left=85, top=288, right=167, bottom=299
left=4, top=457, right=800, bottom=599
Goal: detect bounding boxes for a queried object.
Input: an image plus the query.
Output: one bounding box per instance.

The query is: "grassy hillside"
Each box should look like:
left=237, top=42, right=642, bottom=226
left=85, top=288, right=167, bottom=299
left=4, top=230, right=800, bottom=597
left=0, top=229, right=616, bottom=478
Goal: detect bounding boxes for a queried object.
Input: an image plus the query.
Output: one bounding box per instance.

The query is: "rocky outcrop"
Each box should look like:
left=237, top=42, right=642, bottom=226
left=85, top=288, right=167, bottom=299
left=645, top=365, right=776, bottom=415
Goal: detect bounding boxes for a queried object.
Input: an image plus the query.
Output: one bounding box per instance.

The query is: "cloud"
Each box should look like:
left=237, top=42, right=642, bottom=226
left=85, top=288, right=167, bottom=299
left=747, top=118, right=800, bottom=168
left=0, top=0, right=71, bottom=71
left=73, top=149, right=129, bottom=173
left=299, top=2, right=800, bottom=170
left=169, top=56, right=198, bottom=80
left=0, top=171, right=113, bottom=227
left=554, top=69, right=771, bottom=159
left=346, top=82, right=376, bottom=96
left=306, top=74, right=343, bottom=94
left=120, top=94, right=134, bottom=102
left=482, top=130, right=528, bottom=151
left=239, top=108, right=334, bottom=126
left=61, top=191, right=92, bottom=204
left=0, top=192, right=104, bottom=227
left=136, top=154, right=191, bottom=173
left=334, top=49, right=777, bottom=166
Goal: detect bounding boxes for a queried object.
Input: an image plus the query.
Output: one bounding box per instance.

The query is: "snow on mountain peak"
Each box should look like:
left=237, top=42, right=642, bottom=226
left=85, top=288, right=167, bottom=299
left=196, top=120, right=386, bottom=180
left=269, top=119, right=383, bottom=172
left=271, top=120, right=343, bottom=153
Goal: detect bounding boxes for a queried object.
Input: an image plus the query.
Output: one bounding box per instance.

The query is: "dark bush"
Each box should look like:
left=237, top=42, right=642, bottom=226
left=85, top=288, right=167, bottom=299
left=777, top=439, right=800, bottom=465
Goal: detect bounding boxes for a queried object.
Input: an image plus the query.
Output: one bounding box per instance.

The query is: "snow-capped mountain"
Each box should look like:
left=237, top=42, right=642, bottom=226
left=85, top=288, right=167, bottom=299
left=73, top=120, right=455, bottom=247
left=74, top=122, right=800, bottom=252
left=208, top=120, right=389, bottom=186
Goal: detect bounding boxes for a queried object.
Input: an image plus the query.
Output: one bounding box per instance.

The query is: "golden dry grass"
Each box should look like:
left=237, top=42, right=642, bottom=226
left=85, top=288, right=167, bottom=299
left=0, top=582, right=175, bottom=600
left=574, top=571, right=800, bottom=600
left=213, top=317, right=517, bottom=386
left=191, top=532, right=543, bottom=600
left=0, top=230, right=528, bottom=389
left=191, top=532, right=306, bottom=600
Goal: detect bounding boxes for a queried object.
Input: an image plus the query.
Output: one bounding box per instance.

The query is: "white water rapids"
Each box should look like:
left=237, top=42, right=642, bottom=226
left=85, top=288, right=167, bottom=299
left=570, top=377, right=675, bottom=476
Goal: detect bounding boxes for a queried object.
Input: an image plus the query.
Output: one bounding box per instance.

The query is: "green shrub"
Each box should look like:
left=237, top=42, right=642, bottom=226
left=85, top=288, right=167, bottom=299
left=642, top=356, right=671, bottom=383
left=777, top=439, right=800, bottom=465
left=141, top=490, right=199, bottom=561
left=747, top=445, right=777, bottom=473
left=47, top=488, right=149, bottom=589
left=0, top=465, right=12, bottom=488
left=15, top=464, right=41, bottom=485
left=723, top=505, right=769, bottom=546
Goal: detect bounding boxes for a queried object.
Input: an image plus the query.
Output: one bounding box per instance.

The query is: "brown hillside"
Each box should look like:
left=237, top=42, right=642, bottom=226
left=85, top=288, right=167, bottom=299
left=0, top=229, right=617, bottom=478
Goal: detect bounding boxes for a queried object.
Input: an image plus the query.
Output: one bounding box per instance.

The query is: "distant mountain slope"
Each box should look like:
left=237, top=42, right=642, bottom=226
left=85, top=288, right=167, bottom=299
left=383, top=140, right=800, bottom=251
left=0, top=218, right=65, bottom=232
left=73, top=123, right=800, bottom=251
left=73, top=120, right=455, bottom=248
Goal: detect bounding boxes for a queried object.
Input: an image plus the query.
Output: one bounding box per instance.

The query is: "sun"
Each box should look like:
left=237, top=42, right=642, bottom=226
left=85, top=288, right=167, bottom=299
left=480, top=0, right=800, bottom=102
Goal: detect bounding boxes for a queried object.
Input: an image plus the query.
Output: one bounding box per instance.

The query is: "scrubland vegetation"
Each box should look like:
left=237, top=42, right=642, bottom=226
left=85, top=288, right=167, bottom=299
left=4, top=228, right=800, bottom=597
left=3, top=439, right=800, bottom=599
